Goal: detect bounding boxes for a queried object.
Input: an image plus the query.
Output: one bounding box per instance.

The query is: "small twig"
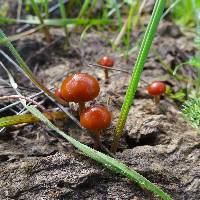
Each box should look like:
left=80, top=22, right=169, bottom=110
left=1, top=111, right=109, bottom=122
left=88, top=63, right=131, bottom=74
left=0, top=89, right=49, bottom=113
left=0, top=50, right=23, bottom=73
left=0, top=95, right=47, bottom=112
left=88, top=63, right=149, bottom=85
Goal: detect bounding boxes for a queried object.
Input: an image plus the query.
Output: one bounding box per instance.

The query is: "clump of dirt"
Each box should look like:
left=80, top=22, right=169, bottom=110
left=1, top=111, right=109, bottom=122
left=0, top=20, right=200, bottom=199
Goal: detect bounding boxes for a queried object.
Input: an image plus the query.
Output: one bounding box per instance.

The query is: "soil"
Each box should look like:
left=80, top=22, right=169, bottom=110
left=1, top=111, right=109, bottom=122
left=0, top=16, right=200, bottom=200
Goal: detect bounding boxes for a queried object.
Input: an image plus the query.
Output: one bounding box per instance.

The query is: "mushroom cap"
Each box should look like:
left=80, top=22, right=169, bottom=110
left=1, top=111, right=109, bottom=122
left=147, top=81, right=166, bottom=96
left=80, top=106, right=112, bottom=131
left=98, top=56, right=114, bottom=67
left=55, top=88, right=63, bottom=99
left=60, top=73, right=100, bottom=102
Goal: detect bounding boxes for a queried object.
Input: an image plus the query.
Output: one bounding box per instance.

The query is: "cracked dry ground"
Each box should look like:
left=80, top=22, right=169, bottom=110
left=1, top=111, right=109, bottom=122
left=0, top=21, right=200, bottom=200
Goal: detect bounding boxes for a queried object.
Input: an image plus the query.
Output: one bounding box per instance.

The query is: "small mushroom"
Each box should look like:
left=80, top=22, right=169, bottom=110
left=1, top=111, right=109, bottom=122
left=55, top=88, right=63, bottom=99
left=98, top=56, right=114, bottom=83
left=60, top=73, right=100, bottom=113
left=147, top=81, right=166, bottom=104
left=80, top=105, right=112, bottom=148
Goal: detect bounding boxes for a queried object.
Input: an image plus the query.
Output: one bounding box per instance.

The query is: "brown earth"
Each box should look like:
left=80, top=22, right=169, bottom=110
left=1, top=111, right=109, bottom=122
left=0, top=20, right=200, bottom=200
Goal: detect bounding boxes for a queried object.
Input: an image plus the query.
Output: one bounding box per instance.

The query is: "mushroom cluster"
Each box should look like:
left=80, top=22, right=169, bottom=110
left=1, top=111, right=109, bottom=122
left=55, top=72, right=112, bottom=148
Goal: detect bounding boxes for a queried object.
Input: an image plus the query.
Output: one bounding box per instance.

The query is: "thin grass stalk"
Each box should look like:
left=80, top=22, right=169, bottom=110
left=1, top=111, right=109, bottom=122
left=0, top=111, right=66, bottom=127
left=87, top=0, right=98, bottom=17
left=124, top=1, right=138, bottom=60
left=110, top=0, right=122, bottom=30
left=111, top=0, right=166, bottom=153
left=78, top=0, right=91, bottom=18
left=59, top=0, right=70, bottom=49
left=44, top=0, right=49, bottom=19
left=30, top=0, right=52, bottom=42
left=17, top=0, right=22, bottom=21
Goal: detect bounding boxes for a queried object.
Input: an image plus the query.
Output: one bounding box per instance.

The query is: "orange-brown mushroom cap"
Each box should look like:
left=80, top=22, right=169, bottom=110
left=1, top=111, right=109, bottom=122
left=55, top=88, right=63, bottom=99
left=98, top=56, right=114, bottom=67
left=60, top=73, right=100, bottom=102
left=80, top=106, right=112, bottom=131
left=147, top=81, right=166, bottom=96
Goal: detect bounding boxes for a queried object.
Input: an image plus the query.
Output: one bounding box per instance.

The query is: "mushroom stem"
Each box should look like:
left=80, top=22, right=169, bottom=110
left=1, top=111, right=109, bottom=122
left=104, top=69, right=109, bottom=83
left=78, top=102, right=85, bottom=114
left=154, top=95, right=160, bottom=104
left=93, top=130, right=100, bottom=149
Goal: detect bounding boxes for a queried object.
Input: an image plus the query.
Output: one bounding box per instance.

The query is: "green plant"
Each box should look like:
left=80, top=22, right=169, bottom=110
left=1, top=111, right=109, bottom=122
left=182, top=98, right=200, bottom=131
left=124, top=0, right=140, bottom=59
left=106, top=0, right=122, bottom=30
left=112, top=0, right=141, bottom=57
left=166, top=0, right=200, bottom=27
left=59, top=0, right=69, bottom=49
left=173, top=26, right=200, bottom=131
left=43, top=0, right=49, bottom=19
left=0, top=2, right=9, bottom=17
left=111, top=0, right=166, bottom=153
left=0, top=111, right=66, bottom=127
left=30, top=0, right=52, bottom=42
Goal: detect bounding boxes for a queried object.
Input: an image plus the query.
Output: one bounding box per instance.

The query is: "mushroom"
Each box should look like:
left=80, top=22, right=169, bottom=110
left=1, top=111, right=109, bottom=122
left=147, top=81, right=166, bottom=104
left=54, top=88, right=63, bottom=99
left=98, top=56, right=114, bottom=83
left=80, top=105, right=112, bottom=148
left=60, top=73, right=100, bottom=113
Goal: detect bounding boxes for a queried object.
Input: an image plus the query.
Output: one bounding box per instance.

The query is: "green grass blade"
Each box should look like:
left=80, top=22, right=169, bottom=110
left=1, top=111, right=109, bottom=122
left=87, top=0, right=98, bottom=17
left=0, top=17, right=17, bottom=24
left=0, top=29, right=66, bottom=105
left=3, top=65, right=172, bottom=200
left=30, top=0, right=51, bottom=42
left=0, top=112, right=65, bottom=127
left=0, top=114, right=38, bottom=127
left=124, top=1, right=139, bottom=59
left=108, top=0, right=122, bottom=30
left=44, top=0, right=49, bottom=19
left=78, top=0, right=91, bottom=18
left=30, top=0, right=45, bottom=24
left=59, top=0, right=67, bottom=18
left=111, top=0, right=166, bottom=153
left=59, top=0, right=69, bottom=49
